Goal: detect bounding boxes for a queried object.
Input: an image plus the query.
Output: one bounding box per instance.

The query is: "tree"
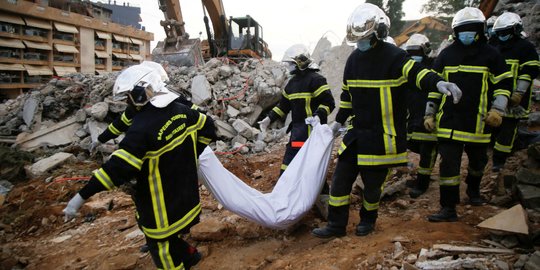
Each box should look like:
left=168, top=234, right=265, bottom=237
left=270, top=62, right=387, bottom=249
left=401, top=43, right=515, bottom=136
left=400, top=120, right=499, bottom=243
left=365, top=0, right=384, bottom=9
left=422, top=0, right=481, bottom=17
left=365, top=0, right=406, bottom=37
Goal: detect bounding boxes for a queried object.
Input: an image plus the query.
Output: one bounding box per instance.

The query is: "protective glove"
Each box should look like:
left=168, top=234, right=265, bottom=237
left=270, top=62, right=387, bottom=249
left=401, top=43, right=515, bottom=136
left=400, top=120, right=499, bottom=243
left=89, top=141, right=101, bottom=153
left=63, top=193, right=85, bottom=222
left=305, top=115, right=321, bottom=126
left=509, top=92, right=523, bottom=106
left=423, top=115, right=436, bottom=132
left=257, top=117, right=271, bottom=133
left=484, top=109, right=503, bottom=127
left=436, top=81, right=462, bottom=104
left=329, top=122, right=342, bottom=137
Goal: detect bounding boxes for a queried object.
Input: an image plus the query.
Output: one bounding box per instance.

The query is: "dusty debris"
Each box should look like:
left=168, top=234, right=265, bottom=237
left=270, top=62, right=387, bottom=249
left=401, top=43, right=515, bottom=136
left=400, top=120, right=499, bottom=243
left=477, top=204, right=529, bottom=235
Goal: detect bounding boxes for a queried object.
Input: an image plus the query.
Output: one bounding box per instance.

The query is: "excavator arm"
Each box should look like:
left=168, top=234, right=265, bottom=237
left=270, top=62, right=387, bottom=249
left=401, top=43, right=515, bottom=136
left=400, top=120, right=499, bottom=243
left=394, top=16, right=451, bottom=47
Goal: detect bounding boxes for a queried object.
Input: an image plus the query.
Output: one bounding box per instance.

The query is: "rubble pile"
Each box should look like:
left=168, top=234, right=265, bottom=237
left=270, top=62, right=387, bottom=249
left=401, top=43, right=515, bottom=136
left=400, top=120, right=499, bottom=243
left=0, top=58, right=290, bottom=157
left=495, top=0, right=540, bottom=49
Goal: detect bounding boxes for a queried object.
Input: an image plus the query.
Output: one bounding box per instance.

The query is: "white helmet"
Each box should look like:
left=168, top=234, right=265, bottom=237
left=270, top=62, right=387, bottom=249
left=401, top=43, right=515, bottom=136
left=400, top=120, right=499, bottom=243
left=492, top=12, right=523, bottom=33
left=282, top=44, right=314, bottom=70
left=405, top=34, right=431, bottom=55
left=451, top=7, right=485, bottom=29
left=113, top=64, right=178, bottom=108
left=346, top=3, right=390, bottom=44
left=486, top=15, right=498, bottom=27
left=384, top=36, right=396, bottom=46
left=140, top=61, right=169, bottom=82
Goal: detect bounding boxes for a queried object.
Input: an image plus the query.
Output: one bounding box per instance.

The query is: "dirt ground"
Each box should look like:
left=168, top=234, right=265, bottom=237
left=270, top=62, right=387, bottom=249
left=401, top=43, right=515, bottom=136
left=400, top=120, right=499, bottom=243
left=0, top=138, right=533, bottom=270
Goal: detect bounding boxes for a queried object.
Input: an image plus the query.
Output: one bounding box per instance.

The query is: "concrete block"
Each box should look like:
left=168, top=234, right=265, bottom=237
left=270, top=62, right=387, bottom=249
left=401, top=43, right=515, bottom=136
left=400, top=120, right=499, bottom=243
left=26, top=152, right=75, bottom=178
left=517, top=184, right=540, bottom=209
left=516, top=167, right=540, bottom=186
left=190, top=75, right=212, bottom=105
left=16, top=117, right=82, bottom=151
left=214, top=120, right=236, bottom=139
left=477, top=204, right=529, bottom=234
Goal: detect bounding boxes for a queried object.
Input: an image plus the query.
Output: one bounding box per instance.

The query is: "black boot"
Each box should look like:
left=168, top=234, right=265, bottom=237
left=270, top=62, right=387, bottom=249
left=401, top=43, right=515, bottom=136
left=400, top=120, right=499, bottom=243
left=428, top=207, right=458, bottom=222
left=466, top=175, right=486, bottom=206
left=355, top=222, right=375, bottom=236
left=409, top=174, right=430, bottom=198
left=312, top=204, right=348, bottom=238
left=311, top=225, right=346, bottom=238
left=355, top=207, right=377, bottom=236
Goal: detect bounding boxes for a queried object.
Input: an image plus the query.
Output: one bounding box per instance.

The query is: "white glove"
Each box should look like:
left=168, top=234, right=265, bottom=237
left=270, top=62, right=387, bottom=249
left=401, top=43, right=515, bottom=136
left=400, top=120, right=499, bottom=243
left=63, top=193, right=85, bottom=222
left=329, top=122, right=342, bottom=137
left=89, top=141, right=101, bottom=153
left=436, top=81, right=462, bottom=104
left=305, top=115, right=321, bottom=126
left=257, top=117, right=271, bottom=133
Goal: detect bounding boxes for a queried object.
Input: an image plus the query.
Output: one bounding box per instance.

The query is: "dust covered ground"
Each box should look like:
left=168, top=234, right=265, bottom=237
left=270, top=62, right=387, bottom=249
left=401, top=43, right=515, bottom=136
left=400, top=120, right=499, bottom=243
left=0, top=139, right=534, bottom=269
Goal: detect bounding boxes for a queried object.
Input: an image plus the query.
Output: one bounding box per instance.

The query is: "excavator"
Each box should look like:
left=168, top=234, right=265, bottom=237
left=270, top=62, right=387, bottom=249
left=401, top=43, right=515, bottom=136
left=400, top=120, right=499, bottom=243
left=151, top=0, right=272, bottom=66
left=393, top=0, right=499, bottom=47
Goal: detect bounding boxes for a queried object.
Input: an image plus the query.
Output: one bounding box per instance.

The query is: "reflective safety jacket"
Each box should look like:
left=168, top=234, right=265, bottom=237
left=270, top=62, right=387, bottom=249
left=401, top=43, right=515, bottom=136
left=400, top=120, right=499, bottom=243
left=268, top=69, right=335, bottom=147
left=80, top=102, right=216, bottom=240
left=495, top=38, right=540, bottom=118
left=335, top=42, right=443, bottom=167
left=430, top=41, right=513, bottom=144
left=98, top=97, right=200, bottom=143
left=407, top=57, right=436, bottom=142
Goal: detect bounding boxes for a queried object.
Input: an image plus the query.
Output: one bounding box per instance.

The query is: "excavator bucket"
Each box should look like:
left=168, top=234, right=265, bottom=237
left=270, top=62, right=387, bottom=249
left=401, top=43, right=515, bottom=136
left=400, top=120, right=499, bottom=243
left=152, top=38, right=204, bottom=67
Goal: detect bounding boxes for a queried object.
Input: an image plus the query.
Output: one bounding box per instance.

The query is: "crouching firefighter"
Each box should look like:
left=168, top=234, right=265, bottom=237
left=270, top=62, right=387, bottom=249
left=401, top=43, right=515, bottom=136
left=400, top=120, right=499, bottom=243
left=63, top=64, right=217, bottom=269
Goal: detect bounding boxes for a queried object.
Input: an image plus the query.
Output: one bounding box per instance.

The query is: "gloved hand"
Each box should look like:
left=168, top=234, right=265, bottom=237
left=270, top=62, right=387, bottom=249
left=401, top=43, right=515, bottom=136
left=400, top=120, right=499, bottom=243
left=89, top=141, right=101, bottom=153
left=423, top=115, right=436, bottom=132
left=257, top=117, right=271, bottom=133
left=509, top=92, right=523, bottom=106
left=63, top=193, right=85, bottom=222
left=484, top=109, right=503, bottom=127
left=436, top=81, right=462, bottom=104
left=305, top=115, right=321, bottom=126
left=329, top=122, right=342, bottom=137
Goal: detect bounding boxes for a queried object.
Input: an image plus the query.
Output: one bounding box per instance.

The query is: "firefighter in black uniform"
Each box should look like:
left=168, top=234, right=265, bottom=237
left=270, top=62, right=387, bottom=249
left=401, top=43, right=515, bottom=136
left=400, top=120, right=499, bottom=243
left=425, top=7, right=513, bottom=222
left=258, top=44, right=335, bottom=176
left=491, top=12, right=540, bottom=172
left=486, top=15, right=499, bottom=46
left=311, top=3, right=462, bottom=238
left=63, top=65, right=217, bottom=269
left=404, top=34, right=438, bottom=198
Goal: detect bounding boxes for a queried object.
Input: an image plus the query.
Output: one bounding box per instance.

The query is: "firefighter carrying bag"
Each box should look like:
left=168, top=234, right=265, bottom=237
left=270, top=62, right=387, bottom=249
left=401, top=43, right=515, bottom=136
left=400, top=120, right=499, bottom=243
left=198, top=124, right=334, bottom=229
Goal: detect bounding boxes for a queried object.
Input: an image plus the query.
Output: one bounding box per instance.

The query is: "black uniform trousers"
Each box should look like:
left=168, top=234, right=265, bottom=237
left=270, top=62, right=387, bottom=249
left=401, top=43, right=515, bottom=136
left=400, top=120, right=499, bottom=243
left=493, top=117, right=520, bottom=168
left=327, top=147, right=390, bottom=229
left=146, top=233, right=197, bottom=270
left=408, top=139, right=438, bottom=188
left=438, top=140, right=488, bottom=208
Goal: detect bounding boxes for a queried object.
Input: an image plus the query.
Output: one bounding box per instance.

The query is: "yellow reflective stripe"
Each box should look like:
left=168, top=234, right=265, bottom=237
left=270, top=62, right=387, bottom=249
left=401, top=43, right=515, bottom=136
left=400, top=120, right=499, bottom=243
left=338, top=142, right=347, bottom=155
left=281, top=164, right=288, bottom=171
left=440, top=176, right=460, bottom=186
left=108, top=123, right=121, bottom=135
left=402, top=59, right=414, bottom=79
left=437, top=128, right=452, bottom=138
left=342, top=83, right=349, bottom=91
left=428, top=92, right=443, bottom=99
left=191, top=104, right=199, bottom=110
left=520, top=60, right=540, bottom=67
left=357, top=152, right=407, bottom=166
left=198, top=136, right=212, bottom=145
left=286, top=92, right=313, bottom=100
left=149, top=158, right=168, bottom=229
left=318, top=104, right=331, bottom=115
left=416, top=69, right=430, bottom=90
left=494, top=142, right=512, bottom=153
left=444, top=65, right=489, bottom=74
left=363, top=199, right=379, bottom=211
left=452, top=130, right=491, bottom=143
left=157, top=240, right=179, bottom=270
left=142, top=203, right=201, bottom=239
left=121, top=112, right=132, bottom=126
left=468, top=168, right=484, bottom=177
left=305, top=97, right=312, bottom=118
left=418, top=166, right=432, bottom=176
left=380, top=87, right=396, bottom=153
left=347, top=76, right=407, bottom=88
left=272, top=107, right=285, bottom=118
left=94, top=168, right=114, bottom=190
left=410, top=132, right=437, bottom=141
left=494, top=89, right=511, bottom=97
left=145, top=114, right=207, bottom=159
left=329, top=195, right=350, bottom=207
left=490, top=70, right=513, bottom=84
left=477, top=72, right=489, bottom=134
left=313, top=84, right=330, bottom=97
left=340, top=101, right=352, bottom=109
left=517, top=74, right=531, bottom=81
left=112, top=149, right=143, bottom=170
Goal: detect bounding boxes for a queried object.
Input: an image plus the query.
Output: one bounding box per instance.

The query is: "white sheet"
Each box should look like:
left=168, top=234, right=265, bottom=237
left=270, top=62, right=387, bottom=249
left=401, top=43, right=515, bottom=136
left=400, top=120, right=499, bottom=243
left=198, top=124, right=334, bottom=229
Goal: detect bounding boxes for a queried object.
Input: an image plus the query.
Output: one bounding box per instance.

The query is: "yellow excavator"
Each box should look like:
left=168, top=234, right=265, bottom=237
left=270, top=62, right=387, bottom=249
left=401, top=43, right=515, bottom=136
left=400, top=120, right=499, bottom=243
left=152, top=0, right=271, bottom=66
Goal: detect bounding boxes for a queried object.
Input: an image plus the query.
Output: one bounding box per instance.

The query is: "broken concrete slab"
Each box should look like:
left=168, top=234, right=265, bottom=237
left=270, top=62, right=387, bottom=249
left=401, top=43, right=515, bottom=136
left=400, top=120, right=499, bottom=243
left=516, top=184, right=540, bottom=209
left=516, top=167, right=540, bottom=186
left=477, top=204, right=529, bottom=235
left=26, top=152, right=75, bottom=178
left=22, top=95, right=40, bottom=127
left=16, top=117, right=82, bottom=151
left=191, top=75, right=212, bottom=105
left=432, top=244, right=514, bottom=254
left=214, top=120, right=236, bottom=139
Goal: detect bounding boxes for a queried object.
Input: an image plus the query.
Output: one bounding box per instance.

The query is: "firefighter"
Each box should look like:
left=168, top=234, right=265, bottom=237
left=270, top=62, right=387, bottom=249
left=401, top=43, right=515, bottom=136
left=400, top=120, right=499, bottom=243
left=258, top=44, right=335, bottom=176
left=491, top=12, right=540, bottom=172
left=486, top=15, right=499, bottom=45
left=63, top=65, right=217, bottom=269
left=405, top=34, right=438, bottom=198
left=311, top=3, right=462, bottom=238
left=425, top=7, right=513, bottom=222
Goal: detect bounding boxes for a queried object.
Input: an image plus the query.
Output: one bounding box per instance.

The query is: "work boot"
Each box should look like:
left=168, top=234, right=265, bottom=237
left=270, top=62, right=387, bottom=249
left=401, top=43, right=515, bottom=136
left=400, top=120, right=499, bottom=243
left=311, top=225, right=346, bottom=238
left=314, top=194, right=329, bottom=220
left=466, top=176, right=486, bottom=206
left=428, top=207, right=458, bottom=222
left=184, top=246, right=202, bottom=270
left=409, top=174, right=430, bottom=198
left=355, top=222, right=375, bottom=236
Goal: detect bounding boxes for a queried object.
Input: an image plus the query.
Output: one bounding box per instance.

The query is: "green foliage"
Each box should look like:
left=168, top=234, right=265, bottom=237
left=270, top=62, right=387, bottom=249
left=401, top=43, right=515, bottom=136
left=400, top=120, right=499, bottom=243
left=422, top=0, right=481, bottom=17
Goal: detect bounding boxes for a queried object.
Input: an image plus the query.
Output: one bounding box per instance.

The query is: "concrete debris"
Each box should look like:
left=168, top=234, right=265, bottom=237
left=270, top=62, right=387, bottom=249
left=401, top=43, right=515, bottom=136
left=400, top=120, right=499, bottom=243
left=432, top=244, right=514, bottom=255
left=477, top=204, right=529, bottom=235
left=25, top=152, right=75, bottom=179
